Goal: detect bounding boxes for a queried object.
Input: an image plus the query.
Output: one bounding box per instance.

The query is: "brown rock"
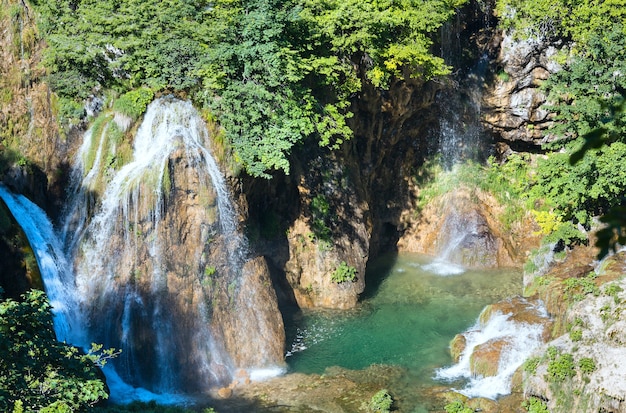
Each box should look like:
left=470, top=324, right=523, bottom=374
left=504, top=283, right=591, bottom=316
left=450, top=333, right=467, bottom=363
left=470, top=337, right=510, bottom=377
left=217, top=387, right=232, bottom=399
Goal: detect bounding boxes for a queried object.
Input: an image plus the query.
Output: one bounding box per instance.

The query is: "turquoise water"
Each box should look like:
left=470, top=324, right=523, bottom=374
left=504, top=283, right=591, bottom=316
left=285, top=253, right=522, bottom=388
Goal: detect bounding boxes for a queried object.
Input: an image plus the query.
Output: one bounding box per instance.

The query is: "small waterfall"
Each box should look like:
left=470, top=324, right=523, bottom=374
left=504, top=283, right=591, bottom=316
left=427, top=48, right=490, bottom=272
left=435, top=299, right=549, bottom=399
left=0, top=185, right=82, bottom=344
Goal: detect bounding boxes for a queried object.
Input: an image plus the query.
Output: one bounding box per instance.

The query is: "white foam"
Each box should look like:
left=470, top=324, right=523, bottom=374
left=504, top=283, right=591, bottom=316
left=422, top=259, right=466, bottom=276
left=103, top=366, right=189, bottom=405
left=247, top=367, right=286, bottom=382
left=435, top=304, right=546, bottom=399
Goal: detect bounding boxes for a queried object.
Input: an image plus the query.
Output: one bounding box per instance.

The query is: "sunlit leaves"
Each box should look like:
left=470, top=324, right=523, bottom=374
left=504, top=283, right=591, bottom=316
left=33, top=0, right=465, bottom=177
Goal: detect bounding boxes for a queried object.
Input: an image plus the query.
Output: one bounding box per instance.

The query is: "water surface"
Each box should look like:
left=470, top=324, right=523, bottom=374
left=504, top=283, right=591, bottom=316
left=286, top=253, right=522, bottom=393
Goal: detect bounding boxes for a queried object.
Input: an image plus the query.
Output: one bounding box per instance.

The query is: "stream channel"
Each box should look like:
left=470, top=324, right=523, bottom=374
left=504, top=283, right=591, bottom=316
left=284, top=252, right=523, bottom=409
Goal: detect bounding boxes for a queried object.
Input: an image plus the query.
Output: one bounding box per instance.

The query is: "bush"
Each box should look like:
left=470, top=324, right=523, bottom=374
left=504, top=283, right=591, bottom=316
left=524, top=356, right=541, bottom=374
left=113, top=88, right=155, bottom=120
left=444, top=400, right=473, bottom=413
left=569, top=329, right=583, bottom=342
left=331, top=261, right=357, bottom=283
left=579, top=357, right=596, bottom=375
left=0, top=289, right=113, bottom=411
left=546, top=352, right=576, bottom=382
left=522, top=397, right=549, bottom=413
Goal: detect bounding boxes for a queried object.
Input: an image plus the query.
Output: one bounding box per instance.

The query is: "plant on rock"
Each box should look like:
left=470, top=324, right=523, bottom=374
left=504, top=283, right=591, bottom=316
left=363, top=389, right=393, bottom=413
left=331, top=261, right=357, bottom=283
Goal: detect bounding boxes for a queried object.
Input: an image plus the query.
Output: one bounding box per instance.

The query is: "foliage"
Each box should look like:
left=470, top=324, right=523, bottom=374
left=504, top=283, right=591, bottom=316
left=363, top=389, right=393, bottom=413
left=496, top=0, right=626, bottom=46
left=523, top=356, right=541, bottom=374
left=578, top=357, right=596, bottom=375
left=32, top=0, right=467, bottom=178
left=310, top=193, right=332, bottom=242
left=331, top=261, right=357, bottom=283
left=444, top=400, right=473, bottom=413
left=546, top=352, right=575, bottom=382
left=113, top=88, right=155, bottom=121
left=603, top=283, right=623, bottom=304
left=0, top=289, right=113, bottom=412
left=494, top=0, right=626, bottom=254
left=569, top=328, right=582, bottom=342
left=562, top=272, right=599, bottom=302
left=522, top=397, right=549, bottom=413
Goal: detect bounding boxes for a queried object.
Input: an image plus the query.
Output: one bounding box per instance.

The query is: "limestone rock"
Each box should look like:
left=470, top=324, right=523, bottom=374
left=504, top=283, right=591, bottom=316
left=522, top=254, right=626, bottom=413
left=398, top=187, right=530, bottom=268
left=450, top=333, right=467, bottom=363
left=482, top=32, right=566, bottom=147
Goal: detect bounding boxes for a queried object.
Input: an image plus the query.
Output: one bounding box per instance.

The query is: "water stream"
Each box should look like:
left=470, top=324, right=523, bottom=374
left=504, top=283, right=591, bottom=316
left=285, top=254, right=528, bottom=401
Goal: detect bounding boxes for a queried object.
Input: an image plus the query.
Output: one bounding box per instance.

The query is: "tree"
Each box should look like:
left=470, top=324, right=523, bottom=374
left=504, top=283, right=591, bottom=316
left=0, top=288, right=114, bottom=412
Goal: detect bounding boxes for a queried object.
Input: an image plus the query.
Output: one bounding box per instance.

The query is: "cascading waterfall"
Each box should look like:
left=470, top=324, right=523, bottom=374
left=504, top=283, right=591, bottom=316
left=1, top=96, right=285, bottom=402
left=435, top=299, right=549, bottom=399
left=64, top=96, right=266, bottom=394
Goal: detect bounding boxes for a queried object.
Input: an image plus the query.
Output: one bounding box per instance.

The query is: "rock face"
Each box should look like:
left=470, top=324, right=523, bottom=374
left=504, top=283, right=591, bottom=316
left=0, top=197, right=42, bottom=297
left=0, top=0, right=70, bottom=214
left=523, top=252, right=626, bottom=413
left=482, top=32, right=564, bottom=149
left=398, top=187, right=530, bottom=268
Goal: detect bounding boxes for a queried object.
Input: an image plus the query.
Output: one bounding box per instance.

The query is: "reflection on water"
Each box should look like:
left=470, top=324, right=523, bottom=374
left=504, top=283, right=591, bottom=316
left=285, top=253, right=523, bottom=406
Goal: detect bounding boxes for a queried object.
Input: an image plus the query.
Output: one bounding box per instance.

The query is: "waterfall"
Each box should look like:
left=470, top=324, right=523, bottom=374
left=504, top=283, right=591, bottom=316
left=0, top=185, right=81, bottom=345
left=435, top=299, right=549, bottom=399
left=1, top=96, right=284, bottom=402
left=426, top=49, right=491, bottom=274
left=64, top=96, right=256, bottom=393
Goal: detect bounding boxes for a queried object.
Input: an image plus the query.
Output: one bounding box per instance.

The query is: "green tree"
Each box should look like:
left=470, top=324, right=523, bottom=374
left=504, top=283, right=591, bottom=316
left=32, top=0, right=467, bottom=178
left=0, top=288, right=113, bottom=412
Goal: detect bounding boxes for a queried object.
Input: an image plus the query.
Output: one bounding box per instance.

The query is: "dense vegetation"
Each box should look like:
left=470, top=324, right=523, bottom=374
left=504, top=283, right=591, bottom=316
left=31, top=0, right=465, bottom=177
left=0, top=288, right=111, bottom=412
left=495, top=0, right=626, bottom=253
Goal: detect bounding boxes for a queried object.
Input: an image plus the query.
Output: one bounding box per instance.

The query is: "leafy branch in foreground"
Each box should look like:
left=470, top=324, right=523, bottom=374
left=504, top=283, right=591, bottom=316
left=0, top=288, right=115, bottom=412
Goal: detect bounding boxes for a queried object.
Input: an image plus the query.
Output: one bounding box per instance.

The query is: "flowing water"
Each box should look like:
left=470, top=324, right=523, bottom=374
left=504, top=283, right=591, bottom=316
left=0, top=185, right=81, bottom=344
left=285, top=252, right=527, bottom=404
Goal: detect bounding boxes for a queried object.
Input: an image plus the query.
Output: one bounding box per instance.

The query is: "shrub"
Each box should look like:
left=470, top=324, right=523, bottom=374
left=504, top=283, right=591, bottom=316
left=522, top=397, right=549, bottom=413
left=0, top=289, right=114, bottom=411
left=579, top=357, right=596, bottom=374
left=444, top=400, right=473, bottom=413
left=113, top=88, right=155, bottom=120
left=331, top=261, right=357, bottom=283
left=569, top=329, right=583, bottom=342
left=524, top=356, right=541, bottom=374
left=547, top=352, right=576, bottom=382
